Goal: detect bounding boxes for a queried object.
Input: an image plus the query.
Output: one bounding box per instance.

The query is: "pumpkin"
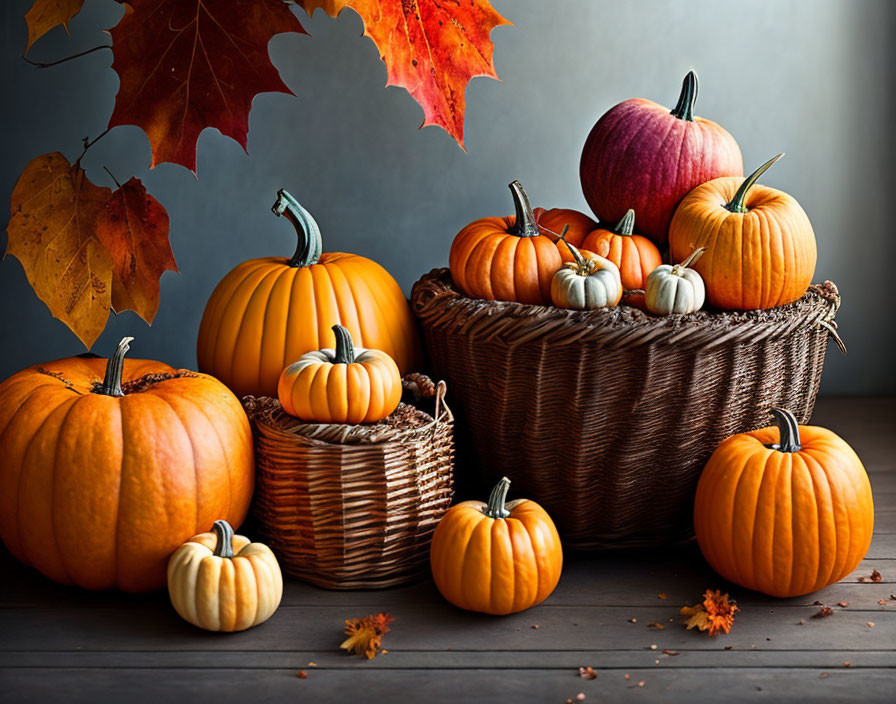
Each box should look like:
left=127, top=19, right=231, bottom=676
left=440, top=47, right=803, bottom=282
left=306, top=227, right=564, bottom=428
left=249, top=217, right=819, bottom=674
left=580, top=71, right=743, bottom=244
left=449, top=181, right=565, bottom=305
left=197, top=189, right=421, bottom=398
left=430, top=477, right=563, bottom=615
left=645, top=247, right=706, bottom=315
left=278, top=324, right=402, bottom=424
left=0, top=337, right=254, bottom=592
left=694, top=408, right=874, bottom=598
left=669, top=154, right=817, bottom=310
left=551, top=239, right=622, bottom=310
left=532, top=206, right=598, bottom=247
left=168, top=520, right=283, bottom=632
left=580, top=209, right=662, bottom=307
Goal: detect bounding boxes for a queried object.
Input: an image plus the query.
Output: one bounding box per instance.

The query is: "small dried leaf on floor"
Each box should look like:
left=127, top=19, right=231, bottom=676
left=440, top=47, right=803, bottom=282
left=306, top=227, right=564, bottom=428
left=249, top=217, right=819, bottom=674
left=724, top=646, right=733, bottom=650
left=662, top=649, right=679, bottom=656
left=578, top=666, right=597, bottom=680
left=681, top=590, right=738, bottom=636
left=638, top=681, right=646, bottom=687
left=531, top=624, right=540, bottom=629
left=624, top=673, right=630, bottom=680
left=308, top=662, right=317, bottom=667
left=843, top=661, right=851, bottom=667
left=798, top=619, right=806, bottom=625
left=812, top=600, right=823, bottom=605
left=812, top=606, right=834, bottom=618
left=628, top=617, right=638, bottom=623
left=340, top=612, right=393, bottom=659
left=297, top=671, right=308, bottom=679
left=658, top=593, right=667, bottom=600
left=819, top=672, right=829, bottom=679
left=576, top=694, right=586, bottom=702
left=836, top=601, right=849, bottom=608
left=647, top=622, right=664, bottom=629
left=650, top=644, right=658, bottom=650
left=858, top=569, right=883, bottom=583
left=866, top=621, right=876, bottom=628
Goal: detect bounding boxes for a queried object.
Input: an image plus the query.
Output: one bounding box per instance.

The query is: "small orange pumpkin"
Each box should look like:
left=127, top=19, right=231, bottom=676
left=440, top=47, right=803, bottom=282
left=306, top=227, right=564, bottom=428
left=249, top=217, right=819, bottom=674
left=669, top=154, right=817, bottom=310
left=532, top=206, right=598, bottom=247
left=449, top=181, right=564, bottom=305
left=277, top=325, right=402, bottom=424
left=430, top=477, right=563, bottom=615
left=694, top=408, right=874, bottom=598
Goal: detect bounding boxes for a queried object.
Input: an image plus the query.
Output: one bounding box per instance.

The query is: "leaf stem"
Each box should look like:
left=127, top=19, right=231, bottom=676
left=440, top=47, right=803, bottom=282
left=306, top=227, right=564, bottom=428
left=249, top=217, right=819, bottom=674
left=103, top=165, right=122, bottom=189
left=78, top=129, right=111, bottom=161
left=21, top=45, right=112, bottom=69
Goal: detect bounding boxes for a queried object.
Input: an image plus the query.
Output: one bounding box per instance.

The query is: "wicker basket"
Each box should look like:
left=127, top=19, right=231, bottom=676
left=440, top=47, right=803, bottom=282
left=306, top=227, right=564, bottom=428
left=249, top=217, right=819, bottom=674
left=243, top=379, right=454, bottom=589
left=411, top=268, right=842, bottom=549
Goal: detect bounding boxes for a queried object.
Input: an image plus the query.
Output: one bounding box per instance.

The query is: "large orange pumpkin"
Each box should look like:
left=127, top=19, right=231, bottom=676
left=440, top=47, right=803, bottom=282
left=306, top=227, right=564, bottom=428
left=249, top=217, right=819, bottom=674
left=430, top=477, right=563, bottom=615
left=694, top=408, right=874, bottom=598
left=449, top=181, right=565, bottom=305
left=669, top=154, right=817, bottom=310
left=0, top=337, right=254, bottom=592
left=197, top=190, right=421, bottom=398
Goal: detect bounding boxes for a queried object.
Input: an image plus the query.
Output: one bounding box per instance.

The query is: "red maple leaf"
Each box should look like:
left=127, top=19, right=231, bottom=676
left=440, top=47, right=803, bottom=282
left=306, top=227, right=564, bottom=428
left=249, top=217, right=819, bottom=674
left=108, top=0, right=307, bottom=172
left=300, top=0, right=510, bottom=148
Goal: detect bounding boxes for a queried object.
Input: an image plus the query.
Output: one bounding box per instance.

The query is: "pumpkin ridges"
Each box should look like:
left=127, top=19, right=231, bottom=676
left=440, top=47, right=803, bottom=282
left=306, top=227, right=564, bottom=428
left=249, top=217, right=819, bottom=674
left=787, top=452, right=818, bottom=596
left=461, top=517, right=493, bottom=613
left=489, top=517, right=514, bottom=615
left=256, top=263, right=296, bottom=396
left=799, top=449, right=839, bottom=593
left=506, top=517, right=537, bottom=613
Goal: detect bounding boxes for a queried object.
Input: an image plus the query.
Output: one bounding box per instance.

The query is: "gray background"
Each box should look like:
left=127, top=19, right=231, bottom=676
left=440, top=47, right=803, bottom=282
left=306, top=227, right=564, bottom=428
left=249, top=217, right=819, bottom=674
left=1, top=0, right=893, bottom=394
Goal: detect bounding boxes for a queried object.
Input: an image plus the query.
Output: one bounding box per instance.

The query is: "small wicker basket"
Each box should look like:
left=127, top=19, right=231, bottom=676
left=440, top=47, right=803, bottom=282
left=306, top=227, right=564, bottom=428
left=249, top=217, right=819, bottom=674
left=411, top=268, right=842, bottom=549
left=243, top=377, right=454, bottom=589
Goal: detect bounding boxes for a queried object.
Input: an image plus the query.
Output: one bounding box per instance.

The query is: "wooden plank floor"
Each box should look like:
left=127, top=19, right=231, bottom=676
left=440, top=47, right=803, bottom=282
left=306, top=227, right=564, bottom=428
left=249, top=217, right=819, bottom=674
left=1, top=397, right=894, bottom=703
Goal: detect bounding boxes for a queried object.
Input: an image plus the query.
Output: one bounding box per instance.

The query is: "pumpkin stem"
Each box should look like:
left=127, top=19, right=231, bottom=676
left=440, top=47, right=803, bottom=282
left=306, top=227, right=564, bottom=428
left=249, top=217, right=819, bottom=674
left=769, top=407, right=801, bottom=453
left=485, top=477, right=511, bottom=519
left=96, top=336, right=134, bottom=397
left=669, top=71, right=698, bottom=122
left=559, top=237, right=596, bottom=277
left=613, top=209, right=636, bottom=236
left=212, top=520, right=235, bottom=559
left=507, top=180, right=541, bottom=238
left=332, top=324, right=356, bottom=364
left=672, top=246, right=706, bottom=275
left=725, top=154, right=784, bottom=213
left=272, top=189, right=323, bottom=267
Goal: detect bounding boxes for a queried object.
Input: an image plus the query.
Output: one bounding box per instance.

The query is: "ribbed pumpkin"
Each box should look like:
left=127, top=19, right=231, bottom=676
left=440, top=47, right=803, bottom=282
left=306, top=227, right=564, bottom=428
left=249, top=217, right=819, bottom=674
left=430, top=477, right=563, bottom=615
left=669, top=154, right=817, bottom=310
left=532, top=206, right=598, bottom=247
left=580, top=71, right=743, bottom=244
left=645, top=247, right=706, bottom=315
left=551, top=239, right=622, bottom=310
left=197, top=190, right=421, bottom=398
left=449, top=181, right=564, bottom=305
left=580, top=209, right=662, bottom=306
left=694, top=408, right=874, bottom=598
left=168, top=520, right=283, bottom=632
left=277, top=325, right=402, bottom=424
left=0, top=338, right=254, bottom=592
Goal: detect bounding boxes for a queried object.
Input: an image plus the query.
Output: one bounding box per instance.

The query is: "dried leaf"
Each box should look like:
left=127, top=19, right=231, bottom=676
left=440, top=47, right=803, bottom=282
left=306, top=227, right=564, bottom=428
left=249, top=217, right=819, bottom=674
left=340, top=612, right=393, bottom=659
left=662, top=649, right=679, bottom=656
left=96, top=177, right=177, bottom=323
left=681, top=590, right=738, bottom=636
left=108, top=0, right=306, bottom=172
left=628, top=617, right=638, bottom=624
left=296, top=670, right=307, bottom=679
left=24, top=0, right=85, bottom=52
left=300, top=0, right=510, bottom=148
left=578, top=666, right=597, bottom=680
left=813, top=606, right=834, bottom=618
left=836, top=601, right=849, bottom=608
left=866, top=621, right=875, bottom=628
left=657, top=593, right=667, bottom=600
left=647, top=622, right=664, bottom=630
left=819, top=672, right=829, bottom=679
left=843, top=661, right=851, bottom=667
left=575, top=693, right=586, bottom=701
left=871, top=570, right=883, bottom=582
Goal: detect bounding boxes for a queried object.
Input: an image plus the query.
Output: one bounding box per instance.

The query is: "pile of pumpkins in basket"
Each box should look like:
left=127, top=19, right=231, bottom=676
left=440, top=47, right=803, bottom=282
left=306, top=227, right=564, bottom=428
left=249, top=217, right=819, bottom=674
left=0, top=72, right=873, bottom=633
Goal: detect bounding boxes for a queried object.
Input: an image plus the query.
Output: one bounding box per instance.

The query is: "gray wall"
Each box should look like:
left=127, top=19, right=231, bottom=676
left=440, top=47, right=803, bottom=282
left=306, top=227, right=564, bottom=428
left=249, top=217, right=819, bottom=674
left=1, top=0, right=893, bottom=394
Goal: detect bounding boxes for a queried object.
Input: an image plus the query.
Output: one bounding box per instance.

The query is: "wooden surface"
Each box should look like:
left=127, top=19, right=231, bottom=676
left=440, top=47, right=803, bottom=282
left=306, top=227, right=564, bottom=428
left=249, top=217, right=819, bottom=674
left=1, top=397, right=894, bottom=703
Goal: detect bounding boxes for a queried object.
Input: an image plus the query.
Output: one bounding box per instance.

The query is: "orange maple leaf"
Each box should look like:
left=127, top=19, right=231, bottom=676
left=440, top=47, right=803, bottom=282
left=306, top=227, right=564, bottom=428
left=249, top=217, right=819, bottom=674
left=340, top=612, right=393, bottom=659
left=681, top=590, right=738, bottom=637
left=24, top=0, right=85, bottom=53
left=300, top=0, right=511, bottom=148
left=108, top=0, right=307, bottom=172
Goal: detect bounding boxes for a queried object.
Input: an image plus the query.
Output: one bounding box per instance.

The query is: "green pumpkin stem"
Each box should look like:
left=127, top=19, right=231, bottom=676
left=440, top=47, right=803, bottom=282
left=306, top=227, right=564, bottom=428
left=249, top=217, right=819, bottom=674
left=725, top=154, right=785, bottom=214
left=272, top=189, right=323, bottom=267
left=485, top=477, right=512, bottom=519
left=613, top=209, right=636, bottom=236
left=669, top=71, right=698, bottom=122
left=97, top=336, right=134, bottom=397
left=212, top=520, right=235, bottom=559
left=332, top=324, right=356, bottom=364
left=508, top=180, right=541, bottom=238
left=769, top=407, right=801, bottom=453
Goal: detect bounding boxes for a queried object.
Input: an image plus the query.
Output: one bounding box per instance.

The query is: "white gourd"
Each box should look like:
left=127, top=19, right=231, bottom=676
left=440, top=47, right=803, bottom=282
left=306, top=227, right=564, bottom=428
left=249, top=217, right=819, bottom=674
left=645, top=248, right=707, bottom=315
left=551, top=240, right=622, bottom=310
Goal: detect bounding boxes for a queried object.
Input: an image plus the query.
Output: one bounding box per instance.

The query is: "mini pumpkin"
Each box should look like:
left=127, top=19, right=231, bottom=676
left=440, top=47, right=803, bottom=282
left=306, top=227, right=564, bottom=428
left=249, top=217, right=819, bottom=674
left=669, top=154, right=817, bottom=310
left=694, top=408, right=874, bottom=598
left=168, top=520, right=283, bottom=632
left=278, top=324, right=402, bottom=424
left=430, top=477, right=563, bottom=615
left=645, top=247, right=706, bottom=315
left=580, top=209, right=662, bottom=307
left=449, top=181, right=564, bottom=305
left=551, top=238, right=622, bottom=310
left=532, top=206, right=598, bottom=247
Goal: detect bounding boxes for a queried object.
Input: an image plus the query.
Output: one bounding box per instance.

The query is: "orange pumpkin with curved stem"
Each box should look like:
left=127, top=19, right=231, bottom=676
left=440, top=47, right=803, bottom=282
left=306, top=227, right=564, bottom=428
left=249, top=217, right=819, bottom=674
left=430, top=477, right=563, bottom=615
left=694, top=408, right=874, bottom=598
left=449, top=181, right=565, bottom=305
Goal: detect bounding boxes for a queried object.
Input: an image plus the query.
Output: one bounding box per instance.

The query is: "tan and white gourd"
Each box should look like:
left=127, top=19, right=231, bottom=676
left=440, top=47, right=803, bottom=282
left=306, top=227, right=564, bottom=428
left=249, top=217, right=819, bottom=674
left=645, top=247, right=706, bottom=315
left=551, top=238, right=622, bottom=310
left=167, top=520, right=283, bottom=632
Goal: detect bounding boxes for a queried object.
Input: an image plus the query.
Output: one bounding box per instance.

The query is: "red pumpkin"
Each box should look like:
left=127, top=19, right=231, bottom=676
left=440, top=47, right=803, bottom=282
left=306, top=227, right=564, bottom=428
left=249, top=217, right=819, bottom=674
left=579, top=71, right=743, bottom=244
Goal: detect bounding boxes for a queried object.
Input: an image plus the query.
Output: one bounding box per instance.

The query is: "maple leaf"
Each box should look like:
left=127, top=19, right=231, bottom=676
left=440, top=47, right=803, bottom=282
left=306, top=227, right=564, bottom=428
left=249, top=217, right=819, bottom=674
left=340, top=612, right=393, bottom=659
left=6, top=152, right=113, bottom=347
left=108, top=0, right=307, bottom=172
left=300, top=0, right=511, bottom=148
left=96, top=177, right=177, bottom=323
left=681, top=590, right=738, bottom=637
left=24, top=0, right=85, bottom=53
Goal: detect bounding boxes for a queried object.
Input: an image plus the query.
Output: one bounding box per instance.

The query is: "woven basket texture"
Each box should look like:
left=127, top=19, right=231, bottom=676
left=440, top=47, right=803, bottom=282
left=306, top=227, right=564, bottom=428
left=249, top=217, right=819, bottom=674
left=243, top=388, right=454, bottom=589
left=411, top=268, right=841, bottom=549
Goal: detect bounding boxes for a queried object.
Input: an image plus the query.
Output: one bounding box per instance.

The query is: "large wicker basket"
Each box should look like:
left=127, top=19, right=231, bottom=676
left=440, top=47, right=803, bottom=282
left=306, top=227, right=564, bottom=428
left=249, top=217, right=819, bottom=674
left=411, top=268, right=841, bottom=549
left=243, top=379, right=454, bottom=589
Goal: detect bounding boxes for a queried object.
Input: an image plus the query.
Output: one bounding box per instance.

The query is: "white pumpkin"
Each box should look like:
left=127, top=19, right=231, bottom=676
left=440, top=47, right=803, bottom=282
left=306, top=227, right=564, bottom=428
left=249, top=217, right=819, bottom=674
left=551, top=240, right=622, bottom=310
left=645, top=247, right=706, bottom=315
